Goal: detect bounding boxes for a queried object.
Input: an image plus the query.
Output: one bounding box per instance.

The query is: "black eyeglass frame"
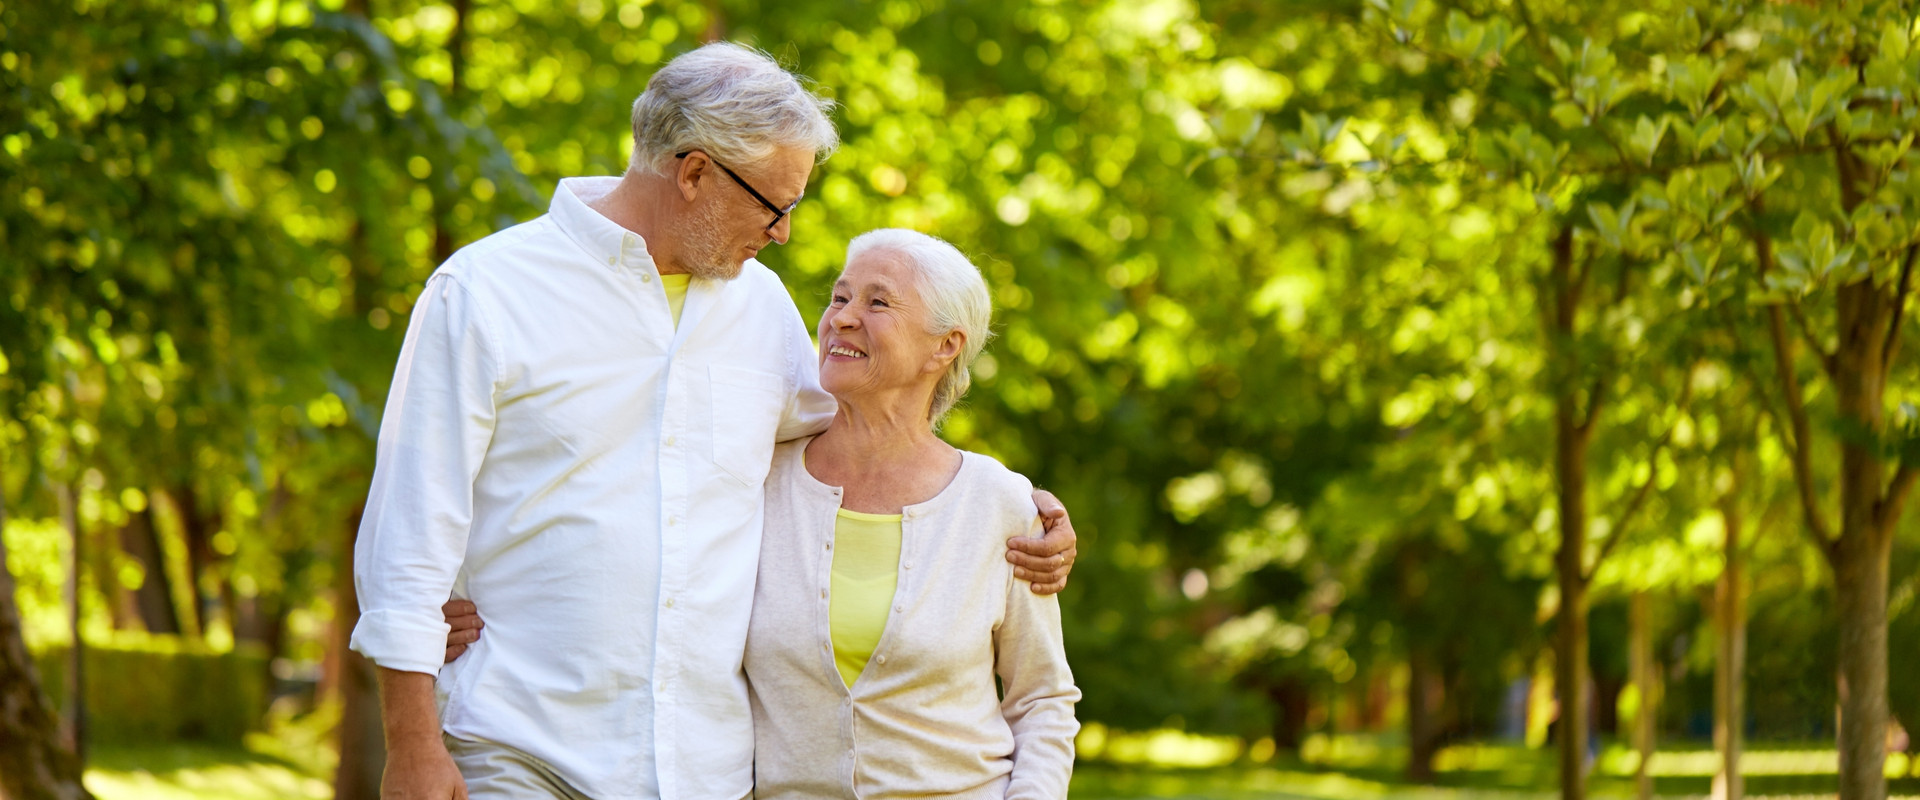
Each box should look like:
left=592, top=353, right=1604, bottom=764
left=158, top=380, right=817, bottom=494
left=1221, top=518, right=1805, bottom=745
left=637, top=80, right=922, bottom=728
left=676, top=151, right=800, bottom=233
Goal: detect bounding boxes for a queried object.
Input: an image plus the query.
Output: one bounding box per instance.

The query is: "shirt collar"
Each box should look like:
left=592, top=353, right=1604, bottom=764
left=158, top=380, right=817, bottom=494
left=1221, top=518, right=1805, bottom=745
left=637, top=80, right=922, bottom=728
left=550, top=176, right=658, bottom=276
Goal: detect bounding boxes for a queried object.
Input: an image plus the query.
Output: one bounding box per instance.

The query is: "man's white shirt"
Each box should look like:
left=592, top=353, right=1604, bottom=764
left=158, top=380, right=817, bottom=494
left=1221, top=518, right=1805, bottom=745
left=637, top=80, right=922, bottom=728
left=349, top=177, right=835, bottom=800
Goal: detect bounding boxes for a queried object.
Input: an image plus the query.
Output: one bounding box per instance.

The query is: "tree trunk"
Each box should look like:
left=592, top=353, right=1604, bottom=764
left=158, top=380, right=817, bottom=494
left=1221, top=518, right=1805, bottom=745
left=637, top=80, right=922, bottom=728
left=1407, top=647, right=1441, bottom=784
left=1833, top=526, right=1893, bottom=800
left=1552, top=365, right=1593, bottom=800
left=1820, top=143, right=1913, bottom=800
left=701, top=0, right=727, bottom=42
left=1631, top=591, right=1659, bottom=800
left=116, top=508, right=179, bottom=635
left=1545, top=223, right=1594, bottom=800
left=1268, top=680, right=1310, bottom=751
left=172, top=485, right=218, bottom=639
left=0, top=489, right=95, bottom=800
left=1554, top=538, right=1591, bottom=800
left=54, top=483, right=84, bottom=762
left=1713, top=493, right=1747, bottom=800
left=332, top=507, right=384, bottom=800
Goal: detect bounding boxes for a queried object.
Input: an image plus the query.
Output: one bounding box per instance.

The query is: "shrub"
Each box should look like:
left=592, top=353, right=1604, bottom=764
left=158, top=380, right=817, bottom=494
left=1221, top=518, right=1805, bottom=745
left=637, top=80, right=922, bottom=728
left=31, top=636, right=270, bottom=746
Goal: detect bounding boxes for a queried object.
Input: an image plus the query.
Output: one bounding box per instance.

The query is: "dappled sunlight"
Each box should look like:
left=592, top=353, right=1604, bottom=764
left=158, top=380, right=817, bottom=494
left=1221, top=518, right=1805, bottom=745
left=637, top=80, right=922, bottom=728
left=1078, top=722, right=1245, bottom=768
left=1595, top=744, right=1918, bottom=778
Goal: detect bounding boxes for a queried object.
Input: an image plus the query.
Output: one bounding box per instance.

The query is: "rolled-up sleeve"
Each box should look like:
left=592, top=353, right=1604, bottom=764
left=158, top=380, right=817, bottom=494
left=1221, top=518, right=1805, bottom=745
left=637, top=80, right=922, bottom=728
left=996, top=515, right=1082, bottom=800
left=349, top=272, right=500, bottom=675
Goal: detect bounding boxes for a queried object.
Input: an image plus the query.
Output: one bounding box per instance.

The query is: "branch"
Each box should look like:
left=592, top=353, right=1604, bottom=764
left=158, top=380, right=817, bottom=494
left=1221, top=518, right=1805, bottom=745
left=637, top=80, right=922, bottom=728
left=1712, top=301, right=1793, bottom=457
left=1882, top=243, right=1917, bottom=385
left=1881, top=462, right=1920, bottom=530
left=1787, top=299, right=1837, bottom=378
left=1581, top=373, right=1610, bottom=434
left=1509, top=0, right=1561, bottom=72
left=1586, top=370, right=1695, bottom=580
left=1580, top=253, right=1633, bottom=433
left=1752, top=209, right=1838, bottom=550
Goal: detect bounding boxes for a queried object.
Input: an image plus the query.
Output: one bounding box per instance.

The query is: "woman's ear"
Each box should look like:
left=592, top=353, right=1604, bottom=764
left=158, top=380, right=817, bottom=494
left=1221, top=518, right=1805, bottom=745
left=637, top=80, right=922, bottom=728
left=928, top=329, right=967, bottom=374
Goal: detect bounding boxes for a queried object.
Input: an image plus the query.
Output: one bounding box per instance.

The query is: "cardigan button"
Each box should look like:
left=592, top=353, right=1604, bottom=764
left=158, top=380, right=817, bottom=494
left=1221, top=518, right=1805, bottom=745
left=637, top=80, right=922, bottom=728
left=876, top=655, right=887, bottom=665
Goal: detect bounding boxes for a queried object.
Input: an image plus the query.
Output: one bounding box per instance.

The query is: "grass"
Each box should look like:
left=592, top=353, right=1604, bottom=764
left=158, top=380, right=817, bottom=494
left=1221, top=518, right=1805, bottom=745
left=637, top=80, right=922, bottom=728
left=78, top=721, right=1920, bottom=800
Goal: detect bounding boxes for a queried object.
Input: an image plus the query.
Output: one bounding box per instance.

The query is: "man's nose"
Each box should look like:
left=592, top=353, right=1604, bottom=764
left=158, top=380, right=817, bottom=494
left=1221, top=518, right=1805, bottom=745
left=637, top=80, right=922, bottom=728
left=768, top=214, right=793, bottom=246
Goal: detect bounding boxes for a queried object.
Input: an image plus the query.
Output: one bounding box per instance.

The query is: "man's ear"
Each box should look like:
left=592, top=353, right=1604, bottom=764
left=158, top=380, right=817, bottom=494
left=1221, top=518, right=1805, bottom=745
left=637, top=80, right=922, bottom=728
left=676, top=152, right=710, bottom=203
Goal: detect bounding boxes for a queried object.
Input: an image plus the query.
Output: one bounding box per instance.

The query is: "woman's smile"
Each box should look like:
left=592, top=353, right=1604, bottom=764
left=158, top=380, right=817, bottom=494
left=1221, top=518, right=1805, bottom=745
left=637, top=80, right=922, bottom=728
left=826, top=342, right=869, bottom=360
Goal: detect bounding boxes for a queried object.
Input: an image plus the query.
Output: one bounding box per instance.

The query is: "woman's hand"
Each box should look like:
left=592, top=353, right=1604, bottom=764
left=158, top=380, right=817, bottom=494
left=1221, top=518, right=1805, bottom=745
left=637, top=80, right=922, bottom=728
left=442, top=599, right=484, bottom=664
left=1008, top=489, right=1078, bottom=595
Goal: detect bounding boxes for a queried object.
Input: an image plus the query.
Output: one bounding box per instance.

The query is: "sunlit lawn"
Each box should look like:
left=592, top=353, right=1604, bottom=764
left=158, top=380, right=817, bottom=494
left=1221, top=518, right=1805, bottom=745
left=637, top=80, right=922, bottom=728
left=81, top=720, right=1920, bottom=800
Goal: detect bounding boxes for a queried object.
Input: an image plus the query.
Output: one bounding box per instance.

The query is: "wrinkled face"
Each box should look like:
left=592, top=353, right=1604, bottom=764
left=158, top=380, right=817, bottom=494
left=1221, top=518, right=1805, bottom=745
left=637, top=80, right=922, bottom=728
left=817, top=249, right=958, bottom=405
left=674, top=145, right=812, bottom=280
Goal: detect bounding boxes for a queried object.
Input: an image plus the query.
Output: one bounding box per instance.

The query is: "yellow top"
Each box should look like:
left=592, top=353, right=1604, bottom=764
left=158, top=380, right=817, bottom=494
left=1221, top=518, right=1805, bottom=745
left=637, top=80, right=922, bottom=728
left=660, top=273, right=691, bottom=327
left=829, top=508, right=903, bottom=687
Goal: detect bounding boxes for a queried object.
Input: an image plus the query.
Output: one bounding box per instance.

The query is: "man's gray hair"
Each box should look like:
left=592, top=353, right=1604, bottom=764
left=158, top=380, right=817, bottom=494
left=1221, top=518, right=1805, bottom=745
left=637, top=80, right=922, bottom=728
left=845, top=229, right=995, bottom=427
left=630, top=42, right=839, bottom=175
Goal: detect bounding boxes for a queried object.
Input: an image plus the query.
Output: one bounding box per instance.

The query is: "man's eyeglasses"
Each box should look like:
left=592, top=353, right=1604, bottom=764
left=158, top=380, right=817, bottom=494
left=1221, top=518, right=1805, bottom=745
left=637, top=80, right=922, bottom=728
left=677, top=151, right=800, bottom=233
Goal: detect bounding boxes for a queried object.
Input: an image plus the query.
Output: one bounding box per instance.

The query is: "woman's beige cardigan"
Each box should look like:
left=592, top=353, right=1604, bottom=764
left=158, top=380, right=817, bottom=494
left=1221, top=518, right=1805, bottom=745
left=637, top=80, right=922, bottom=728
left=745, top=438, right=1080, bottom=800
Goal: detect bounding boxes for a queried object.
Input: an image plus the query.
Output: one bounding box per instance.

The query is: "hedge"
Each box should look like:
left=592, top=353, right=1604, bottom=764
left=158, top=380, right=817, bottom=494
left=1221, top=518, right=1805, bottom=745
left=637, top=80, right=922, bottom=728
left=30, top=637, right=270, bottom=746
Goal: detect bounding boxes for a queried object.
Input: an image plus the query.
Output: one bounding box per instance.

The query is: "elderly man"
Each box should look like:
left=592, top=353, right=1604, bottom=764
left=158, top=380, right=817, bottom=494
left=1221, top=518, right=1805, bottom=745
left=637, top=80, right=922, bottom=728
left=349, top=43, right=1077, bottom=800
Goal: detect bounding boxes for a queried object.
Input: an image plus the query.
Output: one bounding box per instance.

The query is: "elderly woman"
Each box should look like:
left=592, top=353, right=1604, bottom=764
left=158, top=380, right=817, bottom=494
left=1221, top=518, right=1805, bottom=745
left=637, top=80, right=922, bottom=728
left=745, top=229, right=1079, bottom=799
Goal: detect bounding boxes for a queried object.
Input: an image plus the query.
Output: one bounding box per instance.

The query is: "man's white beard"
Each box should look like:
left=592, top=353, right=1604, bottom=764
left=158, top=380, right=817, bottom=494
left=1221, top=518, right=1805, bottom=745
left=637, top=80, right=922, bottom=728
left=678, top=201, right=747, bottom=281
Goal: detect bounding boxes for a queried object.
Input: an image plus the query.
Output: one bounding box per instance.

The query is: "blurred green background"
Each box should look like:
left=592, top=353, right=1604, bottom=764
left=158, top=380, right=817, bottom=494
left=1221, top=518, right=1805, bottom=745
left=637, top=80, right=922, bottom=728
left=3, top=0, right=1920, bottom=798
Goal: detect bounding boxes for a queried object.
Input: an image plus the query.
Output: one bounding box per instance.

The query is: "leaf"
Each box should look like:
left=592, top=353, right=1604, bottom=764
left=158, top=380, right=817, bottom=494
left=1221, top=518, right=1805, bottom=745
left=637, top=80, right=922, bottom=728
left=1551, top=102, right=1587, bottom=129
left=1322, top=116, right=1348, bottom=146
left=1588, top=200, right=1620, bottom=244
left=1692, top=117, right=1724, bottom=155
left=1629, top=115, right=1669, bottom=166
left=1549, top=36, right=1573, bottom=66
left=1765, top=61, right=1799, bottom=110
left=1880, top=23, right=1912, bottom=64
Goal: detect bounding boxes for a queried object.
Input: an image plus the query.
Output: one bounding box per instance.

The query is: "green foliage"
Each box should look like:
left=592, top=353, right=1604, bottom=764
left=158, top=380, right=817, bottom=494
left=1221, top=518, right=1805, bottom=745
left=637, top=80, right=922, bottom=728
left=3, top=0, right=1919, bottom=770
left=32, top=639, right=270, bottom=746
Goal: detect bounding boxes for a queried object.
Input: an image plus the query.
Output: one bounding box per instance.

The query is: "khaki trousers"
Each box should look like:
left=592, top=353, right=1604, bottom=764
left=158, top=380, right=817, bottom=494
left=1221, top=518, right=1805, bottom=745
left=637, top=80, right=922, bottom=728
left=445, top=734, right=595, bottom=800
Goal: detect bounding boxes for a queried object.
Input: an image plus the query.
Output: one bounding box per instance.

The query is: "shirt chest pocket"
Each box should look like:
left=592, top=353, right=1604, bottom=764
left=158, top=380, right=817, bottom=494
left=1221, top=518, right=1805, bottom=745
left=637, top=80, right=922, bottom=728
left=708, top=364, right=788, bottom=486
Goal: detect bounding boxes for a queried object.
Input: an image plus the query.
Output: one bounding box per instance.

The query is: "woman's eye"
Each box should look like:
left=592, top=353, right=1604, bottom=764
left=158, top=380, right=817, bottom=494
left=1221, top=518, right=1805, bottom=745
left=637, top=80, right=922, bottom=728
left=870, top=298, right=889, bottom=308
left=830, top=294, right=848, bottom=305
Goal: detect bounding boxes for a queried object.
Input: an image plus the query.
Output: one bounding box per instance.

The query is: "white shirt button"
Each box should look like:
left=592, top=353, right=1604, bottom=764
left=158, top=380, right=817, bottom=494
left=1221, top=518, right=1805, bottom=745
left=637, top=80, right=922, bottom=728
left=666, top=435, right=676, bottom=447
left=668, top=516, right=678, bottom=526
left=893, top=605, right=903, bottom=613
left=820, top=589, right=827, bottom=598
left=825, top=542, right=833, bottom=551
left=642, top=272, right=653, bottom=283
left=875, top=655, right=887, bottom=665
left=664, top=598, right=675, bottom=609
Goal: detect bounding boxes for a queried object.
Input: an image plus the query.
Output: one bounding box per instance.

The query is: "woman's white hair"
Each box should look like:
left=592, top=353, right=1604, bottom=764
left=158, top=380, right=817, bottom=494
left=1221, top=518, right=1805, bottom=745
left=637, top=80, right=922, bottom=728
left=630, top=42, right=839, bottom=175
left=846, top=229, right=995, bottom=427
